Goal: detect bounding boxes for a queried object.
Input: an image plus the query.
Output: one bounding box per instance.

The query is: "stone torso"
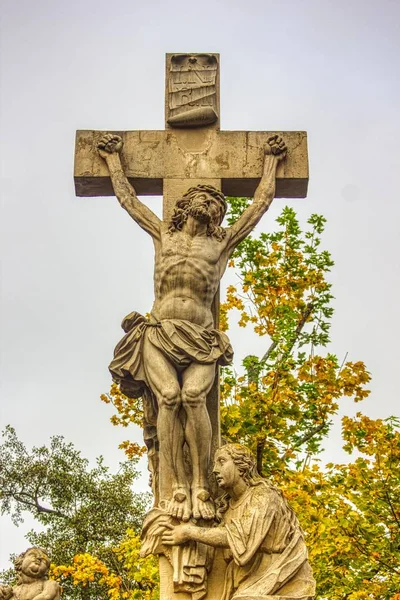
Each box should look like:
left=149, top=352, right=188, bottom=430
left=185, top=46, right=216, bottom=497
left=151, top=226, right=229, bottom=329
left=12, top=581, right=44, bottom=600
left=222, top=484, right=290, bottom=556
left=219, top=482, right=315, bottom=600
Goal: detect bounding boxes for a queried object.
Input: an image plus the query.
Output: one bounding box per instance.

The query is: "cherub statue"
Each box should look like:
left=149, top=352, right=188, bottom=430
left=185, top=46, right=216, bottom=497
left=0, top=548, right=60, bottom=600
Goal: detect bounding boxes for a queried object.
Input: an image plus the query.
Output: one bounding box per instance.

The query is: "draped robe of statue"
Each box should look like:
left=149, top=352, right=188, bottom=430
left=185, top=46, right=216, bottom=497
left=219, top=481, right=315, bottom=600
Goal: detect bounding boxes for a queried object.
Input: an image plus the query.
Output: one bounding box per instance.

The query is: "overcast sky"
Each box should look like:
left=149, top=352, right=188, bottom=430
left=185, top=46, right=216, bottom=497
left=1, top=0, right=399, bottom=570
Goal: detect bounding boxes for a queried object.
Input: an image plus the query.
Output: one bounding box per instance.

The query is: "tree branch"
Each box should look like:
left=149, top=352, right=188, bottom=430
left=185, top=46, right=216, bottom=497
left=256, top=441, right=265, bottom=476
left=286, top=302, right=315, bottom=357
left=260, top=339, right=278, bottom=365
left=261, top=302, right=314, bottom=364
left=294, top=423, right=326, bottom=448
left=9, top=490, right=67, bottom=519
left=279, top=423, right=325, bottom=463
left=384, top=489, right=400, bottom=528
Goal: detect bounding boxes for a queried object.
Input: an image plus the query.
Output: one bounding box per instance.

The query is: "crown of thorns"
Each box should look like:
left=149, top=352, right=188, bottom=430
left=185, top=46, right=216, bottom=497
left=182, top=184, right=227, bottom=217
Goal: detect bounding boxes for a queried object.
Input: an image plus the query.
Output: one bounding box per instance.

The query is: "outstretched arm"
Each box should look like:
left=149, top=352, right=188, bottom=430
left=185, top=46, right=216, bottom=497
left=225, top=135, right=286, bottom=253
left=98, top=134, right=161, bottom=240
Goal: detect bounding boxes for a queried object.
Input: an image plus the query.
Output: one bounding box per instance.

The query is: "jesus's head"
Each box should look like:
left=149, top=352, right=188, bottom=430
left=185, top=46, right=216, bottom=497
left=168, top=185, right=227, bottom=241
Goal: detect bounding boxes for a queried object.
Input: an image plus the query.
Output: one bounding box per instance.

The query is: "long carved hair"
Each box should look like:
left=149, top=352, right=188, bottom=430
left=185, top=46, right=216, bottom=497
left=215, top=443, right=262, bottom=521
left=168, top=184, right=227, bottom=242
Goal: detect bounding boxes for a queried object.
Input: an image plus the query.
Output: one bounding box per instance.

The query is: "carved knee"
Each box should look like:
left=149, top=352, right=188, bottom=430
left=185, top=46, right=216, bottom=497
left=181, top=386, right=206, bottom=408
left=158, top=386, right=181, bottom=409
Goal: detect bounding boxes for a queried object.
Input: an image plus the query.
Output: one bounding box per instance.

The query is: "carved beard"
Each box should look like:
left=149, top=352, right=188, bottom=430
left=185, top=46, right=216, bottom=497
left=189, top=203, right=211, bottom=223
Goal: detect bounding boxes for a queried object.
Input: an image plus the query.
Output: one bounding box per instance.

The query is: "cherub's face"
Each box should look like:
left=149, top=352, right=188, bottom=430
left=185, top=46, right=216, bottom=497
left=213, top=450, right=242, bottom=490
left=21, top=550, right=49, bottom=579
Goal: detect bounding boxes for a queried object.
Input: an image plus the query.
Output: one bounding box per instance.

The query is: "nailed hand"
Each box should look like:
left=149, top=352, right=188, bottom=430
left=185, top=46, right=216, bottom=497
left=266, top=135, right=287, bottom=160
left=97, top=133, right=123, bottom=159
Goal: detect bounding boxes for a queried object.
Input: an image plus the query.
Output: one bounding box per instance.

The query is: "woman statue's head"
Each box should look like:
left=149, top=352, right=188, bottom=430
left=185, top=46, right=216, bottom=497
left=214, top=444, right=262, bottom=520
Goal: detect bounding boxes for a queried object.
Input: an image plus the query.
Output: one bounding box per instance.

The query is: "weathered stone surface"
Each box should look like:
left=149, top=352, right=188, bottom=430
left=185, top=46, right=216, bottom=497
left=77, top=52, right=313, bottom=600
left=0, top=548, right=61, bottom=600
left=99, top=132, right=292, bottom=598
left=75, top=129, right=308, bottom=199
left=160, top=444, right=316, bottom=600
left=166, top=54, right=219, bottom=129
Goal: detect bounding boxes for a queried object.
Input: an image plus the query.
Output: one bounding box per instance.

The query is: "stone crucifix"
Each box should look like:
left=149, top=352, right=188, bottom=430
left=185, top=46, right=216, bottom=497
left=74, top=53, right=308, bottom=525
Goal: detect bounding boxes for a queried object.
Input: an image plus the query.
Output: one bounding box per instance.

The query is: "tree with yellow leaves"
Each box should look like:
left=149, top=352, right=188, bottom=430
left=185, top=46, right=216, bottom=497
left=280, top=414, right=400, bottom=599
left=219, top=202, right=370, bottom=474
left=51, top=530, right=158, bottom=600
left=217, top=201, right=398, bottom=598
left=103, top=203, right=398, bottom=598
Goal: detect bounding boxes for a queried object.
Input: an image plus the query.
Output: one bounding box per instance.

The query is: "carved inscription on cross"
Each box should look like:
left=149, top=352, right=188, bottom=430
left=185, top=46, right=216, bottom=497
left=74, top=50, right=308, bottom=506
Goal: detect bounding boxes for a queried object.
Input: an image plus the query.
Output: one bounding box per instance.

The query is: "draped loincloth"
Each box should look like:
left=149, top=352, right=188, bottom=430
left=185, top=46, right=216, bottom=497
left=109, top=313, right=232, bottom=600
left=109, top=311, right=233, bottom=400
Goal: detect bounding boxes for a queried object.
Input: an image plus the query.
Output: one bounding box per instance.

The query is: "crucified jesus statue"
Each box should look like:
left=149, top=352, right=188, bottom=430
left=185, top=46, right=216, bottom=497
left=98, top=134, right=286, bottom=523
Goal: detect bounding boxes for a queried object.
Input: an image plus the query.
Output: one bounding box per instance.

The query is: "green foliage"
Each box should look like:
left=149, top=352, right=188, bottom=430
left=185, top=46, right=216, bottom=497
left=0, top=426, right=151, bottom=598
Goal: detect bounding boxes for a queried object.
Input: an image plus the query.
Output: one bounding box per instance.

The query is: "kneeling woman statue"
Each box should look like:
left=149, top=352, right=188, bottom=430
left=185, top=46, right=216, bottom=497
left=161, top=443, right=316, bottom=600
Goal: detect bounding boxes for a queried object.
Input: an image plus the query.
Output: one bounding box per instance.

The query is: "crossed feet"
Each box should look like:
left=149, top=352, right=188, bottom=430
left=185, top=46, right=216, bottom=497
left=168, top=485, right=215, bottom=521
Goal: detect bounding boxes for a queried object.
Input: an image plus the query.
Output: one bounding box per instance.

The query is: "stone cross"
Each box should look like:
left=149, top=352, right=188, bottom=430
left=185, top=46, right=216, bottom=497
left=74, top=49, right=308, bottom=493
left=74, top=53, right=309, bottom=600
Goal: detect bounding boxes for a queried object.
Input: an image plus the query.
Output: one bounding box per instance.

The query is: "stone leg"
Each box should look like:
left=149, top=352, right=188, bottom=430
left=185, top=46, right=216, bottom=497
left=181, top=362, right=216, bottom=521
left=143, top=338, right=192, bottom=521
